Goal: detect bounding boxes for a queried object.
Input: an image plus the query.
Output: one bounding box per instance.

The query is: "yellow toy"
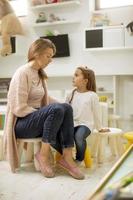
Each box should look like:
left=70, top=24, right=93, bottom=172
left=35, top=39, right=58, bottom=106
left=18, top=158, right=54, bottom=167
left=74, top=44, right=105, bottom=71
left=0, top=0, right=24, bottom=56
left=123, top=132, right=133, bottom=149
left=99, top=95, right=108, bottom=102
left=55, top=145, right=93, bottom=168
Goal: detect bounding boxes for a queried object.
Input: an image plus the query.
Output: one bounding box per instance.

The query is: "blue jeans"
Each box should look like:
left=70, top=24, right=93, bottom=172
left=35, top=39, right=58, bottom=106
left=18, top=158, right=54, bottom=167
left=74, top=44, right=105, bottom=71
left=15, top=103, right=74, bottom=154
left=74, top=125, right=91, bottom=161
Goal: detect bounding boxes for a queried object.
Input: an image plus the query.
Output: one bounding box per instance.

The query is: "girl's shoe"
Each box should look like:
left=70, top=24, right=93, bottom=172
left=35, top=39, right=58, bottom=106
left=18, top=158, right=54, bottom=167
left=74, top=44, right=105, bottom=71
left=58, top=158, right=85, bottom=180
left=75, top=160, right=82, bottom=166
left=35, top=152, right=55, bottom=178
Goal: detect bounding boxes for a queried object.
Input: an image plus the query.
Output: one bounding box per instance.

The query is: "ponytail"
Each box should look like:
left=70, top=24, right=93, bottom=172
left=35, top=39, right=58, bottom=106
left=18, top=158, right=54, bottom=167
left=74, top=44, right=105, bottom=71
left=69, top=89, right=76, bottom=104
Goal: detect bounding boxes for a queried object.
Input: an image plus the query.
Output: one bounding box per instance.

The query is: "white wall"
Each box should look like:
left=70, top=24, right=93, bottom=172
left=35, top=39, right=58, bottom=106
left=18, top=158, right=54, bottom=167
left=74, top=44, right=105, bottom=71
left=0, top=1, right=133, bottom=77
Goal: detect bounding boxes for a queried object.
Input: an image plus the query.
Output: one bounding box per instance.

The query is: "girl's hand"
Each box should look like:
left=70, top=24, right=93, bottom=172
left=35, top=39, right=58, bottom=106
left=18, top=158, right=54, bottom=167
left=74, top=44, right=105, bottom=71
left=99, top=128, right=110, bottom=133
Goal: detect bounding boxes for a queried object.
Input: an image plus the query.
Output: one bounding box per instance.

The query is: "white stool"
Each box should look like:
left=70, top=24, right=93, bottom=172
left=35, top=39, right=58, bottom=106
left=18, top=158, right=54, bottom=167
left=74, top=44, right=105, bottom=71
left=17, top=138, right=41, bottom=170
left=0, top=130, right=4, bottom=160
left=108, top=114, right=121, bottom=128
left=91, top=128, right=124, bottom=163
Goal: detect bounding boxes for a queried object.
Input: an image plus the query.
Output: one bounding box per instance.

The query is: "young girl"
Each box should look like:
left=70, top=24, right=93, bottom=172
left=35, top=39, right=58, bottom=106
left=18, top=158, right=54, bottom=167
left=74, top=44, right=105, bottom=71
left=66, top=66, right=109, bottom=163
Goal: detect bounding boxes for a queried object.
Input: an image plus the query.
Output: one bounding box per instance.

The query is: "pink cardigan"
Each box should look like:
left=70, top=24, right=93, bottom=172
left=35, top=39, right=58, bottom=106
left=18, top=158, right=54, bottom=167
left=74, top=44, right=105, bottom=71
left=3, top=64, right=49, bottom=172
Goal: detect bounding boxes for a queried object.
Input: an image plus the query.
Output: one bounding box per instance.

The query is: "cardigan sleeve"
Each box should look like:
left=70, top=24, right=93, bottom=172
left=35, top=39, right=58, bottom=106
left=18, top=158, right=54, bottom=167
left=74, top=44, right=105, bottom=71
left=8, top=70, right=36, bottom=117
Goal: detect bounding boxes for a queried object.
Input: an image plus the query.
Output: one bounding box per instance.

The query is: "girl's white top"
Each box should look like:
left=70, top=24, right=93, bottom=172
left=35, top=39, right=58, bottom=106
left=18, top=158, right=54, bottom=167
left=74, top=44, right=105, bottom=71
left=66, top=90, right=102, bottom=131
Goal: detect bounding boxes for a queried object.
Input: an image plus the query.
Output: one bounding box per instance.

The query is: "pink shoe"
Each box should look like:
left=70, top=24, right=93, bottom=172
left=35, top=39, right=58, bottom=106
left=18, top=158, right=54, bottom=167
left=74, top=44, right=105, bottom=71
left=58, top=158, right=85, bottom=180
left=35, top=152, right=55, bottom=178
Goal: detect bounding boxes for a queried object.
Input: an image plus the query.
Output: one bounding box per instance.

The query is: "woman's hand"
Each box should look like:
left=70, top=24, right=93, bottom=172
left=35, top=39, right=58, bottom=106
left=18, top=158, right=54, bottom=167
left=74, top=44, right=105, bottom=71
left=99, top=128, right=110, bottom=133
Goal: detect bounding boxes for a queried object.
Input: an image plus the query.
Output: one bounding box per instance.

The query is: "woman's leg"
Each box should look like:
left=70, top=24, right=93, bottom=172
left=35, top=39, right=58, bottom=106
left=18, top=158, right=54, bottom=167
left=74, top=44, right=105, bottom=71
left=15, top=103, right=66, bottom=177
left=51, top=103, right=74, bottom=158
left=59, top=104, right=75, bottom=165
left=15, top=103, right=65, bottom=140
left=74, top=125, right=91, bottom=161
left=51, top=103, right=85, bottom=179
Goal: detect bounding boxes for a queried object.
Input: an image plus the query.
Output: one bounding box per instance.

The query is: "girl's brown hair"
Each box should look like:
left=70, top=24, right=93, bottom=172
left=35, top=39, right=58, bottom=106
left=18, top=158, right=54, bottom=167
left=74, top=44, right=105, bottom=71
left=78, top=66, right=96, bottom=92
left=69, top=66, right=96, bottom=104
left=28, top=38, right=56, bottom=80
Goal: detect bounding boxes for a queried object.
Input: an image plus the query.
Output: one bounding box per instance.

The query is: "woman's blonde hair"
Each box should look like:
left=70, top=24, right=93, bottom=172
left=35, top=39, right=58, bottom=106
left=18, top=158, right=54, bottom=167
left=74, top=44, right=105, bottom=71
left=69, top=66, right=96, bottom=104
left=28, top=38, right=56, bottom=80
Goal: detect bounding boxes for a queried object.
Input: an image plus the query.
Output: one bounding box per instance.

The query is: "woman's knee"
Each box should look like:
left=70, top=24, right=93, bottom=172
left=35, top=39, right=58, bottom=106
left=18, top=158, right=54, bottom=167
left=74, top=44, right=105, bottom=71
left=51, top=103, right=65, bottom=117
left=62, top=103, right=73, bottom=113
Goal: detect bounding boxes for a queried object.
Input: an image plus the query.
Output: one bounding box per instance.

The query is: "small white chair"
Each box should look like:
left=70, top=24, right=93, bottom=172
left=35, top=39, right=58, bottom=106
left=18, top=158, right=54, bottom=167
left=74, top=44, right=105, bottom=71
left=108, top=114, right=121, bottom=128
left=99, top=102, right=108, bottom=127
left=91, top=127, right=124, bottom=163
left=17, top=138, right=41, bottom=171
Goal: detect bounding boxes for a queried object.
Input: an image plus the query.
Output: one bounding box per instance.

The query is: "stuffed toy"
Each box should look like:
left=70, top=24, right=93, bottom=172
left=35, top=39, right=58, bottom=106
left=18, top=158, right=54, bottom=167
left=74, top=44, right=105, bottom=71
left=36, top=12, right=47, bottom=23
left=126, top=21, right=133, bottom=35
left=0, top=0, right=24, bottom=56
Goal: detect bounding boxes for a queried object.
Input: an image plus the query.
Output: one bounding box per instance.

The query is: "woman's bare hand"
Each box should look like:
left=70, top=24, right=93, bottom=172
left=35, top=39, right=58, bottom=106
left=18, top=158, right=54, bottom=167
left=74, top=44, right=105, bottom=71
left=99, top=128, right=110, bottom=133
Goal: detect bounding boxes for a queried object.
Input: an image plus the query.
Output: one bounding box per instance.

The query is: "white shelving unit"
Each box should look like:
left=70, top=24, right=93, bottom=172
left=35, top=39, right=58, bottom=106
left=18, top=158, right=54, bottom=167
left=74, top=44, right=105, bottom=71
left=33, top=20, right=80, bottom=27
left=0, top=78, right=10, bottom=105
left=96, top=75, right=116, bottom=114
left=84, top=25, right=133, bottom=51
left=0, top=99, right=8, bottom=103
left=30, top=0, right=81, bottom=10
left=30, top=1, right=81, bottom=29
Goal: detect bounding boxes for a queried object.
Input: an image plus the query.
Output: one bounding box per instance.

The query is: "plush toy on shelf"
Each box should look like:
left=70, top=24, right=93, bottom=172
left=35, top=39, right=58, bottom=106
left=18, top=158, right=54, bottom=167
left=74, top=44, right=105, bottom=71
left=36, top=12, right=47, bottom=23
left=126, top=21, right=133, bottom=35
left=48, top=13, right=61, bottom=22
left=45, top=0, right=67, bottom=4
left=0, top=0, right=24, bottom=57
left=45, top=0, right=58, bottom=3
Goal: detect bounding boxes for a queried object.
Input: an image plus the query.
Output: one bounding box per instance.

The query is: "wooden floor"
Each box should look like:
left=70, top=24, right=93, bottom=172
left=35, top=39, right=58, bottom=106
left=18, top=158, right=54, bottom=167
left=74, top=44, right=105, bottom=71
left=0, top=157, right=118, bottom=200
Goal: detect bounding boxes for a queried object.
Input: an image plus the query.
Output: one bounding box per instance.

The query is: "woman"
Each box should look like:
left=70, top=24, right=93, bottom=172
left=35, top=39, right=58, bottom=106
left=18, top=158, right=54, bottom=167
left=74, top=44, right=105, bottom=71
left=4, top=38, right=84, bottom=180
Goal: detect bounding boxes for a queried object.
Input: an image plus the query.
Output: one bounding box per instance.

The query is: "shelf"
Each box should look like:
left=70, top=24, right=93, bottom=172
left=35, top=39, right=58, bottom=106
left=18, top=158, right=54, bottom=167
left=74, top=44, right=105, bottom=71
left=97, top=91, right=113, bottom=94
left=108, top=105, right=114, bottom=109
left=0, top=99, right=7, bottom=103
left=33, top=20, right=80, bottom=27
left=30, top=0, right=80, bottom=10
left=0, top=105, right=7, bottom=113
left=0, top=91, right=7, bottom=94
left=85, top=25, right=125, bottom=30
left=84, top=47, right=133, bottom=52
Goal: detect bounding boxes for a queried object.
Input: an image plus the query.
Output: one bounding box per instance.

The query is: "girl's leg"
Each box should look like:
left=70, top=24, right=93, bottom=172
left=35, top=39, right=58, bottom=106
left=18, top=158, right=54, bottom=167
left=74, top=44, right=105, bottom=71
left=74, top=125, right=91, bottom=161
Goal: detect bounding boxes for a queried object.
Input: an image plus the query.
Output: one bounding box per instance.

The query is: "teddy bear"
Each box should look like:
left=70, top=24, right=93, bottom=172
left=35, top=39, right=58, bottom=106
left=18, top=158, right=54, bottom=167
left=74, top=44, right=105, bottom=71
left=0, top=0, right=24, bottom=56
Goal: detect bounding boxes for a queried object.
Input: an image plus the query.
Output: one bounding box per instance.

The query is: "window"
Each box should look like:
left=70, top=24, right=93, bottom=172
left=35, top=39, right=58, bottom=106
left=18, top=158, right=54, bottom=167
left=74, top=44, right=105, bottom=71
left=9, top=0, right=28, bottom=17
left=96, top=0, right=133, bottom=10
